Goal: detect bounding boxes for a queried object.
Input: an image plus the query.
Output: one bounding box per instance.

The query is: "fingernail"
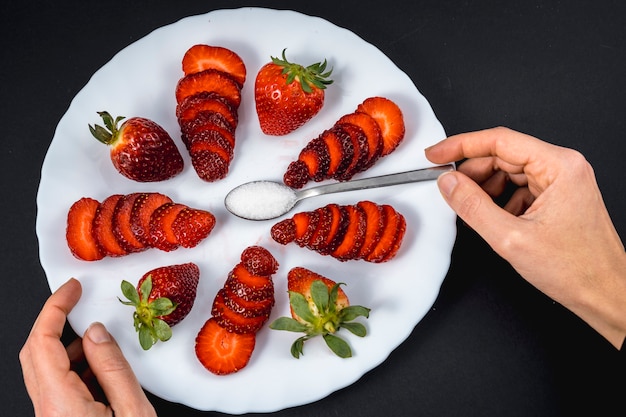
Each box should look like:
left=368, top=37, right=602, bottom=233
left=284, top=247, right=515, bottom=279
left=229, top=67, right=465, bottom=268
left=437, top=171, right=458, bottom=198
left=86, top=322, right=111, bottom=344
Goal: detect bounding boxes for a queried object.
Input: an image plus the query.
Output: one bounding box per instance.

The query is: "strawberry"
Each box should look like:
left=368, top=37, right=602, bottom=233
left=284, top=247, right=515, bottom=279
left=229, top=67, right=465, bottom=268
left=195, top=318, right=256, bottom=375
left=171, top=207, right=216, bottom=248
left=119, top=263, right=200, bottom=350
left=181, top=44, right=247, bottom=87
left=89, top=111, right=184, bottom=182
left=269, top=267, right=370, bottom=358
left=66, top=197, right=104, bottom=261
left=283, top=97, right=405, bottom=188
left=255, top=49, right=333, bottom=136
left=112, top=192, right=148, bottom=253
left=270, top=201, right=405, bottom=263
left=92, top=194, right=129, bottom=257
left=355, top=97, right=405, bottom=156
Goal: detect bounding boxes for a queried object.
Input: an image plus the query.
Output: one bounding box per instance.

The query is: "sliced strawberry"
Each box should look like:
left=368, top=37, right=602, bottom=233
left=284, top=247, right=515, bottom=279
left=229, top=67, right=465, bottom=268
left=240, top=246, right=279, bottom=276
left=148, top=202, right=187, bottom=252
left=180, top=110, right=236, bottom=151
left=306, top=206, right=333, bottom=252
left=331, top=203, right=367, bottom=261
left=182, top=44, right=247, bottom=87
left=320, top=128, right=350, bottom=178
left=337, top=112, right=383, bottom=170
left=355, top=97, right=405, bottom=156
left=92, top=194, right=128, bottom=257
left=189, top=150, right=230, bottom=182
left=333, top=122, right=369, bottom=181
left=195, top=317, right=256, bottom=375
left=328, top=124, right=356, bottom=180
left=270, top=218, right=296, bottom=245
left=176, top=91, right=238, bottom=128
left=357, top=200, right=385, bottom=259
left=366, top=204, right=406, bottom=263
left=66, top=197, right=104, bottom=261
left=225, top=264, right=274, bottom=302
left=175, top=69, right=242, bottom=108
left=223, top=284, right=275, bottom=318
left=293, top=210, right=319, bottom=247
left=112, top=192, right=148, bottom=253
left=212, top=288, right=269, bottom=334
left=171, top=207, right=216, bottom=248
left=188, top=128, right=234, bottom=162
left=283, top=160, right=310, bottom=189
left=322, top=203, right=350, bottom=255
left=297, top=136, right=330, bottom=182
left=130, top=192, right=173, bottom=247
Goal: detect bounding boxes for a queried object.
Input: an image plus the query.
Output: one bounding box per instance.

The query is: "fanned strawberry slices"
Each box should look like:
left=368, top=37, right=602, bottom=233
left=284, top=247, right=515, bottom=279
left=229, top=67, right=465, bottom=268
left=175, top=44, right=246, bottom=182
left=66, top=193, right=215, bottom=261
left=283, top=96, right=406, bottom=189
left=195, top=246, right=278, bottom=375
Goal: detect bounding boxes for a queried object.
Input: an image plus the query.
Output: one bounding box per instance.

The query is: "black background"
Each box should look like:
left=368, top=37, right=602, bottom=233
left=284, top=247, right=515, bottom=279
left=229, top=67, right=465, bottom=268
left=3, top=1, right=625, bottom=416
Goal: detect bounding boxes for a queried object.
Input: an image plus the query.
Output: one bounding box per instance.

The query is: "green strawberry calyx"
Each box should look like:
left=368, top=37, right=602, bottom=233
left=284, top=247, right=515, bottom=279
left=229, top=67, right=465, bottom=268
left=119, top=276, right=177, bottom=350
left=269, top=280, right=370, bottom=359
left=271, top=49, right=333, bottom=93
left=89, top=111, right=125, bottom=146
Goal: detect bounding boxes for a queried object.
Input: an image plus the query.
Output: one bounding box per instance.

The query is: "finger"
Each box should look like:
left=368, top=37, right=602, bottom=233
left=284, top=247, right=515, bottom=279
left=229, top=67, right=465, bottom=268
left=82, top=322, right=156, bottom=416
left=436, top=171, right=524, bottom=250
left=502, top=187, right=536, bottom=216
left=19, top=278, right=83, bottom=408
left=426, top=126, right=552, bottom=168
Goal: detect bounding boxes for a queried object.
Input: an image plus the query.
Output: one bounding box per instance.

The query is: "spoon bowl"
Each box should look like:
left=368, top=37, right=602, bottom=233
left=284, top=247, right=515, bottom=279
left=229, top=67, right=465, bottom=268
left=224, top=164, right=455, bottom=220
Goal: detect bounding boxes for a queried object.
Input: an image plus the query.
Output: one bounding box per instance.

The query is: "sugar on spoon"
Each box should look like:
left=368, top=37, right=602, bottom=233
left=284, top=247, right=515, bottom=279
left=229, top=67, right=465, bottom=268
left=224, top=164, right=455, bottom=221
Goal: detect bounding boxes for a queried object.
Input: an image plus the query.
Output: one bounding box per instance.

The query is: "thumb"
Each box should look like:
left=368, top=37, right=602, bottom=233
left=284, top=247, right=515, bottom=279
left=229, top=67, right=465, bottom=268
left=436, top=171, right=521, bottom=253
left=83, top=322, right=156, bottom=416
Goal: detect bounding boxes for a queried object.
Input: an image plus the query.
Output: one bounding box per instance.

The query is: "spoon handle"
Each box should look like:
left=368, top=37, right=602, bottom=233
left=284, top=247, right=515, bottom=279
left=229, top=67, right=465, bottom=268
left=296, top=164, right=455, bottom=201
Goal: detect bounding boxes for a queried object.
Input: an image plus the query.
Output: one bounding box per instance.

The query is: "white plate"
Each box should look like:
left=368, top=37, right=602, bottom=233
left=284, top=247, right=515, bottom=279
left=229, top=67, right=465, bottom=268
left=36, top=7, right=456, bottom=414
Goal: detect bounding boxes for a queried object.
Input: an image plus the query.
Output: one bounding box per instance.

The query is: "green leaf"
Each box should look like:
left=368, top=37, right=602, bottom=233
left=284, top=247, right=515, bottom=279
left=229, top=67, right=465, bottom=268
left=290, top=336, right=307, bottom=359
left=289, top=292, right=317, bottom=324
left=150, top=297, right=176, bottom=316
left=153, top=318, right=172, bottom=342
left=339, top=305, right=371, bottom=322
left=139, top=276, right=152, bottom=302
left=323, top=334, right=352, bottom=358
left=310, top=280, right=329, bottom=314
left=269, top=317, right=309, bottom=333
left=328, top=283, right=344, bottom=314
left=120, top=280, right=139, bottom=305
left=341, top=322, right=367, bottom=337
left=138, top=326, right=155, bottom=350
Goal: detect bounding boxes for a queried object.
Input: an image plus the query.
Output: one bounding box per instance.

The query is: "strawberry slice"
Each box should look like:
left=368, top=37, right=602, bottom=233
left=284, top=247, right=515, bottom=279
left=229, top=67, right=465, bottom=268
left=322, top=203, right=350, bottom=255
left=331, top=204, right=367, bottom=261
left=355, top=97, right=405, bottom=156
left=176, top=91, right=238, bottom=128
left=240, top=245, right=279, bottom=276
left=223, top=284, right=274, bottom=318
left=225, top=264, right=274, bottom=302
left=195, top=318, right=256, bottom=375
left=320, top=128, right=347, bottom=178
left=337, top=112, right=383, bottom=170
left=92, top=194, right=128, bottom=257
left=306, top=206, right=333, bottom=252
left=130, top=192, right=173, bottom=247
left=298, top=136, right=330, bottom=182
left=270, top=218, right=296, bottom=245
left=171, top=207, right=216, bottom=248
left=365, top=204, right=406, bottom=263
left=293, top=210, right=319, bottom=247
left=188, top=128, right=234, bottom=163
left=333, top=122, right=369, bottom=181
left=148, top=202, right=187, bottom=252
left=212, top=288, right=269, bottom=334
left=357, top=200, right=385, bottom=259
left=180, top=110, right=236, bottom=151
left=112, top=192, right=148, bottom=253
left=182, top=44, right=247, bottom=87
left=66, top=197, right=104, bottom=261
left=175, top=69, right=242, bottom=108
left=328, top=125, right=356, bottom=181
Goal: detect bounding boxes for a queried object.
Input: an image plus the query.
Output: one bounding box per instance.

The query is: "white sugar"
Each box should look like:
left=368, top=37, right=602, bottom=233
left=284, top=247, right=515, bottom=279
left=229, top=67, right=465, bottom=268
left=225, top=181, right=297, bottom=220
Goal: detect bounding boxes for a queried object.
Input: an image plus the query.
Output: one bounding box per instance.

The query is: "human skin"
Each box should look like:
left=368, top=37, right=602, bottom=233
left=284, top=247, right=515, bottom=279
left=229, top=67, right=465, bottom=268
left=425, top=127, right=626, bottom=349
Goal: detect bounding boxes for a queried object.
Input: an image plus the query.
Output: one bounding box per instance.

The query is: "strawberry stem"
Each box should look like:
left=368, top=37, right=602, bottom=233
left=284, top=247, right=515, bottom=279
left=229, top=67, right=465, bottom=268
left=270, top=49, right=333, bottom=94
left=89, top=111, right=125, bottom=146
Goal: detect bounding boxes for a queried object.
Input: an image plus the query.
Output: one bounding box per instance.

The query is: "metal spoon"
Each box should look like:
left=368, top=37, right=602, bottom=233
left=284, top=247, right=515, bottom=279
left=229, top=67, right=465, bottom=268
left=224, top=164, right=455, bottom=221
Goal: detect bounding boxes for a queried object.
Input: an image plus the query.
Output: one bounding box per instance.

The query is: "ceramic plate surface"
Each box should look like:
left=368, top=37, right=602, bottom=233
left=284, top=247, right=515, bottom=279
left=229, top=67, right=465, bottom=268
left=36, top=7, right=456, bottom=413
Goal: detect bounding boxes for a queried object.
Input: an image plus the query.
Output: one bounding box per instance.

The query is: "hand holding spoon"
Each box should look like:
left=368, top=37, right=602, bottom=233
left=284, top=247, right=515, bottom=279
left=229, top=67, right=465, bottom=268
left=224, top=164, right=454, bottom=220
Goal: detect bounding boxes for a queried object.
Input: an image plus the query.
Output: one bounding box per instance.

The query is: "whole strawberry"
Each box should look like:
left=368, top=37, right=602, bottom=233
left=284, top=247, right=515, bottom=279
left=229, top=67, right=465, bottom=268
left=254, top=49, right=333, bottom=136
left=89, top=111, right=184, bottom=182
left=269, top=267, right=370, bottom=358
left=119, top=262, right=200, bottom=350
